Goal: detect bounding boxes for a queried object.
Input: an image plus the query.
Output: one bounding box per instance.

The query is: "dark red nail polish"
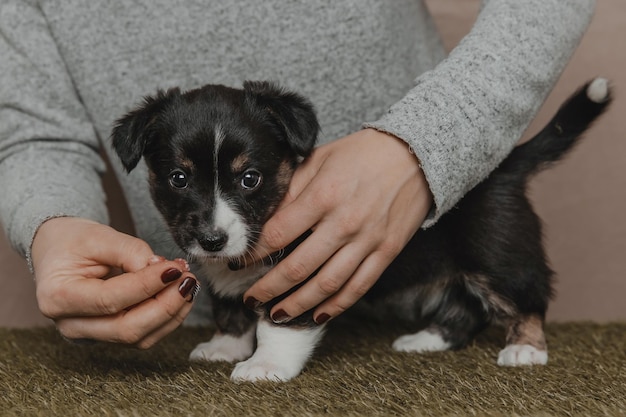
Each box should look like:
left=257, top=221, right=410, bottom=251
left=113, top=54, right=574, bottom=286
left=315, top=313, right=331, bottom=325
left=189, top=282, right=201, bottom=302
left=178, top=277, right=198, bottom=300
left=271, top=309, right=291, bottom=324
left=244, top=296, right=262, bottom=310
left=161, top=268, right=182, bottom=283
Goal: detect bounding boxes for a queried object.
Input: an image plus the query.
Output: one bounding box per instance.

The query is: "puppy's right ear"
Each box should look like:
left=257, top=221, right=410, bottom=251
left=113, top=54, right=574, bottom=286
left=111, top=88, right=180, bottom=172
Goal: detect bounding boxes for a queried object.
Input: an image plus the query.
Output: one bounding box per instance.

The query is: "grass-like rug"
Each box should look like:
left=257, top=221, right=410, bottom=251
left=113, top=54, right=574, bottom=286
left=1, top=319, right=625, bottom=417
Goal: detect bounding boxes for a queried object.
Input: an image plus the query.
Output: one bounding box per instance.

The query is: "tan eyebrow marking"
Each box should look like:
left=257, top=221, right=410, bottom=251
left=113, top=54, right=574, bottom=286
left=231, top=153, right=249, bottom=173
left=178, top=157, right=194, bottom=171
left=276, top=160, right=295, bottom=190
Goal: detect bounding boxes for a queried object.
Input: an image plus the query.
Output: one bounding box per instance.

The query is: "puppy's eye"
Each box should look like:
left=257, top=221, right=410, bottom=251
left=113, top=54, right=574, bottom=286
left=240, top=169, right=262, bottom=190
left=169, top=169, right=188, bottom=189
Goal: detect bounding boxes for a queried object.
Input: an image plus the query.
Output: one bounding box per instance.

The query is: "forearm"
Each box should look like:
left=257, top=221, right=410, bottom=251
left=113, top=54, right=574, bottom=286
left=0, top=0, right=109, bottom=263
left=365, top=0, right=595, bottom=225
left=0, top=146, right=108, bottom=262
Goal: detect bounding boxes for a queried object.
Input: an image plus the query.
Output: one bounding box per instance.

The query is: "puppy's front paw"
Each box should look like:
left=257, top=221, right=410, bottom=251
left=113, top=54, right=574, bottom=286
left=189, top=330, right=254, bottom=363
left=229, top=319, right=324, bottom=382
left=231, top=355, right=301, bottom=382
left=497, top=344, right=548, bottom=366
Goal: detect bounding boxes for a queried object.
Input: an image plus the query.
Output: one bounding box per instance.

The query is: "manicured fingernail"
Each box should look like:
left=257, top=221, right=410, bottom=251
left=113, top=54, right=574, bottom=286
left=271, top=309, right=291, bottom=324
left=314, top=313, right=331, bottom=325
left=190, top=282, right=201, bottom=302
left=178, top=277, right=199, bottom=301
left=244, top=296, right=262, bottom=310
left=148, top=255, right=166, bottom=265
left=161, top=268, right=183, bottom=283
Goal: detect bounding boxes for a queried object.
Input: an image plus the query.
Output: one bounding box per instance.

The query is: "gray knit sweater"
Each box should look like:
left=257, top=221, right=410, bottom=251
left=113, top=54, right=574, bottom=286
left=0, top=0, right=594, bottom=266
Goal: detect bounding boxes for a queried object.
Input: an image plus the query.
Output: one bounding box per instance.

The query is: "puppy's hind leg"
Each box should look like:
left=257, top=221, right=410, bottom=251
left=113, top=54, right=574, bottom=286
left=498, top=314, right=548, bottom=366
left=392, top=326, right=452, bottom=353
left=393, top=284, right=489, bottom=354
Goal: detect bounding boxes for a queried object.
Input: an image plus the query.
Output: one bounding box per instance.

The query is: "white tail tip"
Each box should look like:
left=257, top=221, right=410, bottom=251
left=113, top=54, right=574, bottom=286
left=586, top=78, right=610, bottom=103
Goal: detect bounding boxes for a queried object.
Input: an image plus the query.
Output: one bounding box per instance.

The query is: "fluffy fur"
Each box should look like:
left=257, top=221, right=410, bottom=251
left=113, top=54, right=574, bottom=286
left=112, top=78, right=611, bottom=382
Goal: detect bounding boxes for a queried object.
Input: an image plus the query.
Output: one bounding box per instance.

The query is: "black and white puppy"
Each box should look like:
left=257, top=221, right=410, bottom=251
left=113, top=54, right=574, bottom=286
left=112, top=78, right=611, bottom=382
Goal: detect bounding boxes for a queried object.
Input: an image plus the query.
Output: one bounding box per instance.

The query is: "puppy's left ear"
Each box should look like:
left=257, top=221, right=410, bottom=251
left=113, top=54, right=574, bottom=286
left=244, top=81, right=319, bottom=157
left=111, top=88, right=180, bottom=172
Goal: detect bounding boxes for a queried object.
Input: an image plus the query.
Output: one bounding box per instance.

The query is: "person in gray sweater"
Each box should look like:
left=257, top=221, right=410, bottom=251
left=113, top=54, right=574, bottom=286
left=0, top=0, right=594, bottom=346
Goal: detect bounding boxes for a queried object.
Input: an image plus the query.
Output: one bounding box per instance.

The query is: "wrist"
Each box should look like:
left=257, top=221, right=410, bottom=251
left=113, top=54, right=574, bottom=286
left=363, top=128, right=434, bottom=209
left=31, top=217, right=99, bottom=270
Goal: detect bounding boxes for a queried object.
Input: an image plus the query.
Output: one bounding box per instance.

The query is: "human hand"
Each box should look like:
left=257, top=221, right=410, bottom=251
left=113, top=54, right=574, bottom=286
left=31, top=217, right=199, bottom=348
left=243, top=128, right=433, bottom=324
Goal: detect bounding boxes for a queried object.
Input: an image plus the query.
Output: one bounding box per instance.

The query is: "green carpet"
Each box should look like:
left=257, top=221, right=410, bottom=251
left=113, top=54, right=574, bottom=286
left=1, top=319, right=625, bottom=417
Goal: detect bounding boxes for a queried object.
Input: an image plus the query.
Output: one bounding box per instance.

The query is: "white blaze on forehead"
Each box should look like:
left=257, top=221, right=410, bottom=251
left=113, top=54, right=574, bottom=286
left=213, top=123, right=225, bottom=188
left=210, top=123, right=248, bottom=256
left=204, top=123, right=249, bottom=257
left=214, top=194, right=248, bottom=256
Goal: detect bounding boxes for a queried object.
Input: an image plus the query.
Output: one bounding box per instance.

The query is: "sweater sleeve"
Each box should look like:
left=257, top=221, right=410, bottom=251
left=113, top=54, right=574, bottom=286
left=0, top=0, right=109, bottom=264
left=364, top=0, right=595, bottom=227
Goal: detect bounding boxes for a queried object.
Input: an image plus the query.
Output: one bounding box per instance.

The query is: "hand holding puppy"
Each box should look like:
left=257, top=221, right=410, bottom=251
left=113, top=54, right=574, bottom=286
left=244, top=128, right=433, bottom=324
left=31, top=217, right=199, bottom=348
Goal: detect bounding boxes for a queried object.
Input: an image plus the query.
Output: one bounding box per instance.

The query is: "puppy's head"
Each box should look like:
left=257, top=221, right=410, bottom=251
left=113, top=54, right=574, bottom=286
left=111, top=81, right=319, bottom=261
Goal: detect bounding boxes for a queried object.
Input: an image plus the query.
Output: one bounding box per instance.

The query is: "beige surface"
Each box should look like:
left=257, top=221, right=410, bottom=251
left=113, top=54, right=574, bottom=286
left=1, top=0, right=624, bottom=327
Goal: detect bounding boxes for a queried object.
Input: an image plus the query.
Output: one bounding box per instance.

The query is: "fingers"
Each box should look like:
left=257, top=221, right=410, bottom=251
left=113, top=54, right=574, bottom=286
left=37, top=258, right=191, bottom=319
left=255, top=239, right=393, bottom=325
left=310, top=249, right=394, bottom=323
left=32, top=217, right=156, bottom=276
left=31, top=217, right=201, bottom=347
left=242, top=157, right=347, bottom=294
left=242, top=180, right=376, bottom=314
left=243, top=151, right=325, bottom=262
left=246, top=224, right=344, bottom=302
left=55, top=273, right=200, bottom=348
left=266, top=242, right=367, bottom=323
left=83, top=224, right=159, bottom=272
left=244, top=129, right=432, bottom=325
left=248, top=193, right=323, bottom=263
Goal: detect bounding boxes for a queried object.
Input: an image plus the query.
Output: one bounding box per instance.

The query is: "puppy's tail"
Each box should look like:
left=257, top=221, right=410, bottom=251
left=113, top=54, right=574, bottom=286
left=499, top=77, right=612, bottom=179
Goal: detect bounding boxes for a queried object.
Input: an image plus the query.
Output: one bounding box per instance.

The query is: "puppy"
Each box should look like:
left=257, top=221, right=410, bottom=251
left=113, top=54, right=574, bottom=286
left=112, top=78, right=611, bottom=382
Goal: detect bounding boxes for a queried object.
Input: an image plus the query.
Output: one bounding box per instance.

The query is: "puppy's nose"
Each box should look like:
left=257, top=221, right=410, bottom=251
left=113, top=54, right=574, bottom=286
left=199, top=231, right=228, bottom=252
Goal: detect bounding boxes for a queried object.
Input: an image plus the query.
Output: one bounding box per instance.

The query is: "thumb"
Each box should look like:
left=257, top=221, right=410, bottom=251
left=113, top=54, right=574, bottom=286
left=80, top=222, right=159, bottom=272
left=96, top=232, right=158, bottom=273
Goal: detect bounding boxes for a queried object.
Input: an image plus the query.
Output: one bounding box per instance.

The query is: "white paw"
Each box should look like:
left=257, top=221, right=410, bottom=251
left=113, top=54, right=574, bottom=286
left=392, top=329, right=451, bottom=353
left=587, top=77, right=610, bottom=103
left=189, top=329, right=254, bottom=363
left=497, top=344, right=548, bottom=366
left=231, top=356, right=301, bottom=382
left=228, top=320, right=325, bottom=382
